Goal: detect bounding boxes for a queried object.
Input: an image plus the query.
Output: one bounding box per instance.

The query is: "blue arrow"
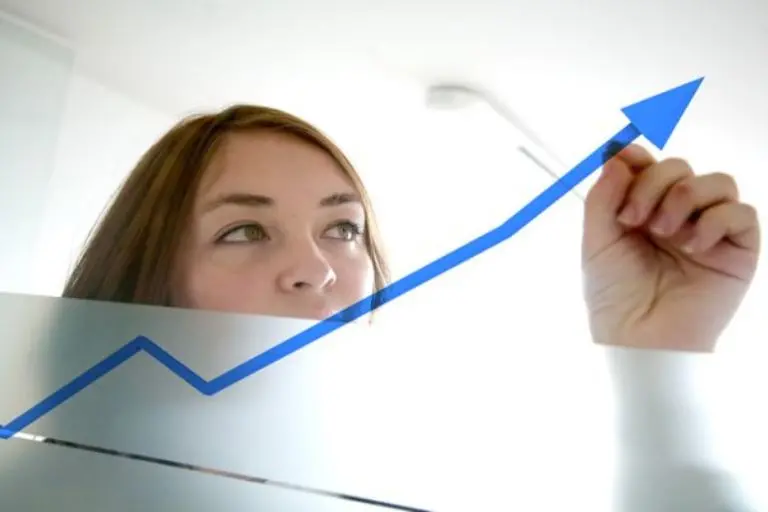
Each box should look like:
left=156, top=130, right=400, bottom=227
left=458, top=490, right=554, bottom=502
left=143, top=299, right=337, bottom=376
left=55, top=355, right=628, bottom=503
left=1, top=77, right=704, bottom=440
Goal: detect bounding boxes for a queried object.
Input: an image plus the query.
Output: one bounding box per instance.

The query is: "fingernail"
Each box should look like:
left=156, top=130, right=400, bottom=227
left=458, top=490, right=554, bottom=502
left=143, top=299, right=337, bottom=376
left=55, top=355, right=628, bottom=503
left=681, top=235, right=701, bottom=253
left=618, top=205, right=636, bottom=225
left=602, top=141, right=624, bottom=165
left=650, top=216, right=669, bottom=235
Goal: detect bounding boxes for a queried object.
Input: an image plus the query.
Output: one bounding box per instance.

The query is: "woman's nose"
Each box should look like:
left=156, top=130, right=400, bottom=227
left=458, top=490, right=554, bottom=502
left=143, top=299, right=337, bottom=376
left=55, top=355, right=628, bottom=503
left=276, top=241, right=336, bottom=294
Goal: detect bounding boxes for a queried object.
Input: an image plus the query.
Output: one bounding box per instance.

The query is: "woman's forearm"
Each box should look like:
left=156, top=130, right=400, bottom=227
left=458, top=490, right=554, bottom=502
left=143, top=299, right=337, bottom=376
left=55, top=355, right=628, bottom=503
left=606, top=346, right=755, bottom=511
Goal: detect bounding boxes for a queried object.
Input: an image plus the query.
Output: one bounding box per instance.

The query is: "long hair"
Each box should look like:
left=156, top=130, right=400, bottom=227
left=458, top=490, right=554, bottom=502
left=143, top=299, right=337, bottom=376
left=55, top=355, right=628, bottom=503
left=62, top=105, right=390, bottom=308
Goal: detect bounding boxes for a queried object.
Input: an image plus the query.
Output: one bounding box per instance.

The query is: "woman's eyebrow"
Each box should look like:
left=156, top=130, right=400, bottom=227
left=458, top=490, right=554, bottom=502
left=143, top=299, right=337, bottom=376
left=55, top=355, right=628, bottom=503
left=202, top=191, right=360, bottom=213
left=318, top=192, right=361, bottom=207
left=202, top=193, right=273, bottom=213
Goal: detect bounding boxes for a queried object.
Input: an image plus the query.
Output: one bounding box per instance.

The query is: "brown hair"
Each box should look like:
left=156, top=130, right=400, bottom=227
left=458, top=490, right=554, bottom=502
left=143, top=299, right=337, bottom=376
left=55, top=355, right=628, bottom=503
left=62, top=104, right=391, bottom=309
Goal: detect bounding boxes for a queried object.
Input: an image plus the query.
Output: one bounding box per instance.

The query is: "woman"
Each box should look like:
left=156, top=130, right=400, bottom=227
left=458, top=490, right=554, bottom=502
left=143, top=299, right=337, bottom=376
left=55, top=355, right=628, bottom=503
left=62, top=103, right=761, bottom=352
left=62, top=105, right=389, bottom=318
left=62, top=104, right=761, bottom=509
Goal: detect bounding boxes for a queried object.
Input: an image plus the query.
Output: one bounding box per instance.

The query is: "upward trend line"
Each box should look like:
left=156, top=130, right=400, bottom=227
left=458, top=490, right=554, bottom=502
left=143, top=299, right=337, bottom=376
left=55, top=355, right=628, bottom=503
left=1, top=77, right=704, bottom=440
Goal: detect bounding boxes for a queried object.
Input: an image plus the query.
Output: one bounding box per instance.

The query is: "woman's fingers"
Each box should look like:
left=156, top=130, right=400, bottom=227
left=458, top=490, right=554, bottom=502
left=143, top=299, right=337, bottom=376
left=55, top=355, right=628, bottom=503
left=646, top=172, right=740, bottom=238
left=613, top=143, right=657, bottom=171
left=584, top=144, right=759, bottom=262
left=616, top=157, right=695, bottom=228
left=582, top=146, right=640, bottom=261
left=683, top=202, right=760, bottom=253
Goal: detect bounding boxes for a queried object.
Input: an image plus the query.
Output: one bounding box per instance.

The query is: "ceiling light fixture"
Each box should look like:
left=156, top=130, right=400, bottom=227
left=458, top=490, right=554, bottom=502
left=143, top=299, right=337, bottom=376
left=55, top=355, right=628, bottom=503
left=425, top=82, right=584, bottom=201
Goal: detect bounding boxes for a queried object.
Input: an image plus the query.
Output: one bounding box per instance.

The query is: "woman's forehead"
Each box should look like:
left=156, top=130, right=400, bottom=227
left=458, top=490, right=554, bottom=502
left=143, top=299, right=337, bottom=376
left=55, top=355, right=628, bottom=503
left=197, top=131, right=358, bottom=206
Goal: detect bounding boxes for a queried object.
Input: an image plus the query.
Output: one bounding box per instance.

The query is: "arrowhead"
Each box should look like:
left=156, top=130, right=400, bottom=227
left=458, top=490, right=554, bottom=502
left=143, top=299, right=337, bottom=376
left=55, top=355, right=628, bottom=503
left=621, top=77, right=704, bottom=149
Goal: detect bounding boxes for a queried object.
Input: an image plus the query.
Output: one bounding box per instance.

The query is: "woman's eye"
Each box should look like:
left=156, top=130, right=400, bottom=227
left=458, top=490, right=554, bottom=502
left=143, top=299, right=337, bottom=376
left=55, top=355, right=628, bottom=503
left=326, top=221, right=363, bottom=242
left=218, top=224, right=268, bottom=244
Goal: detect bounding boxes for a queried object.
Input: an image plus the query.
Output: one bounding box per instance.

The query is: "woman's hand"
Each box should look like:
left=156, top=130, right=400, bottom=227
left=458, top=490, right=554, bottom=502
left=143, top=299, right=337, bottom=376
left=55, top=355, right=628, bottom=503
left=582, top=144, right=761, bottom=352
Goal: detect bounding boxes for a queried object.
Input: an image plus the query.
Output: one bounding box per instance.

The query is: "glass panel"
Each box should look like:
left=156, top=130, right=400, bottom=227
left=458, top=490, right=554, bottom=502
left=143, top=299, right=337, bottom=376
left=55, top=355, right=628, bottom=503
left=0, top=149, right=603, bottom=511
left=0, top=435, right=385, bottom=511
left=1, top=4, right=766, bottom=511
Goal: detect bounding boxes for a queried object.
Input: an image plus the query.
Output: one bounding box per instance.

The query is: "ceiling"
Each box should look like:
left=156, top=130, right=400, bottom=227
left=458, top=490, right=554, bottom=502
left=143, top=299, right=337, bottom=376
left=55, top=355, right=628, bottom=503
left=1, top=0, right=766, bottom=187
left=1, top=0, right=766, bottom=209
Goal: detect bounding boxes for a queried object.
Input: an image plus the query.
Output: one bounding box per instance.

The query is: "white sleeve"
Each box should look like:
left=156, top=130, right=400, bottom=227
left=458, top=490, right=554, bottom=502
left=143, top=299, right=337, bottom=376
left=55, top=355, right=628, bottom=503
left=605, top=346, right=756, bottom=512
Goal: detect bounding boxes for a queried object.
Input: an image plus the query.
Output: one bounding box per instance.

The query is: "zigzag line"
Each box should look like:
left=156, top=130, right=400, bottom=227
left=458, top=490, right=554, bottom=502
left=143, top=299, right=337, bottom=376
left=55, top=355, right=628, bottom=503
left=0, top=131, right=630, bottom=440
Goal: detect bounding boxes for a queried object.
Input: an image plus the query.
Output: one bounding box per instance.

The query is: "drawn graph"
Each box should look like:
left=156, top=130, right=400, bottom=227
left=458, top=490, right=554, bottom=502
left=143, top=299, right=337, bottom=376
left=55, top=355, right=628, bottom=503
left=1, top=77, right=703, bottom=440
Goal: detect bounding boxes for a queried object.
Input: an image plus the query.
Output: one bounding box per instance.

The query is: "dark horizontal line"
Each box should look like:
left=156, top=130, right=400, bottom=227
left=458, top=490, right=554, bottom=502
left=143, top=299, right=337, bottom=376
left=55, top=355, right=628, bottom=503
left=33, top=436, right=432, bottom=512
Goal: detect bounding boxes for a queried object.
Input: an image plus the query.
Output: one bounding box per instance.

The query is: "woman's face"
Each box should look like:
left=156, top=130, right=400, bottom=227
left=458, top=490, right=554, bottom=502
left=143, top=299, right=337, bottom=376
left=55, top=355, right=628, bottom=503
left=174, top=131, right=375, bottom=320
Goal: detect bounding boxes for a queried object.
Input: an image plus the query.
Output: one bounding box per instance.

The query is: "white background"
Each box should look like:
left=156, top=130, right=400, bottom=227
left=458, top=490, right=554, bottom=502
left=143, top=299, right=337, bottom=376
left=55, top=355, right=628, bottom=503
left=1, top=1, right=767, bottom=508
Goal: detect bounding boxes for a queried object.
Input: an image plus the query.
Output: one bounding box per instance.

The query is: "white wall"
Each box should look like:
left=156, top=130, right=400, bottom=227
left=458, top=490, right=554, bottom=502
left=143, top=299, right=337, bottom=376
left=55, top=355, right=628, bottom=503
left=0, top=14, right=73, bottom=295
left=0, top=13, right=174, bottom=297
left=29, top=71, right=173, bottom=296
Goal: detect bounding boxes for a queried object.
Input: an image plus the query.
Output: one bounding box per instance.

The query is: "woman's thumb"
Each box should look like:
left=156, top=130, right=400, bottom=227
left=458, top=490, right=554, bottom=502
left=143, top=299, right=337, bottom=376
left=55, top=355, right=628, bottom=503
left=582, top=150, right=636, bottom=263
